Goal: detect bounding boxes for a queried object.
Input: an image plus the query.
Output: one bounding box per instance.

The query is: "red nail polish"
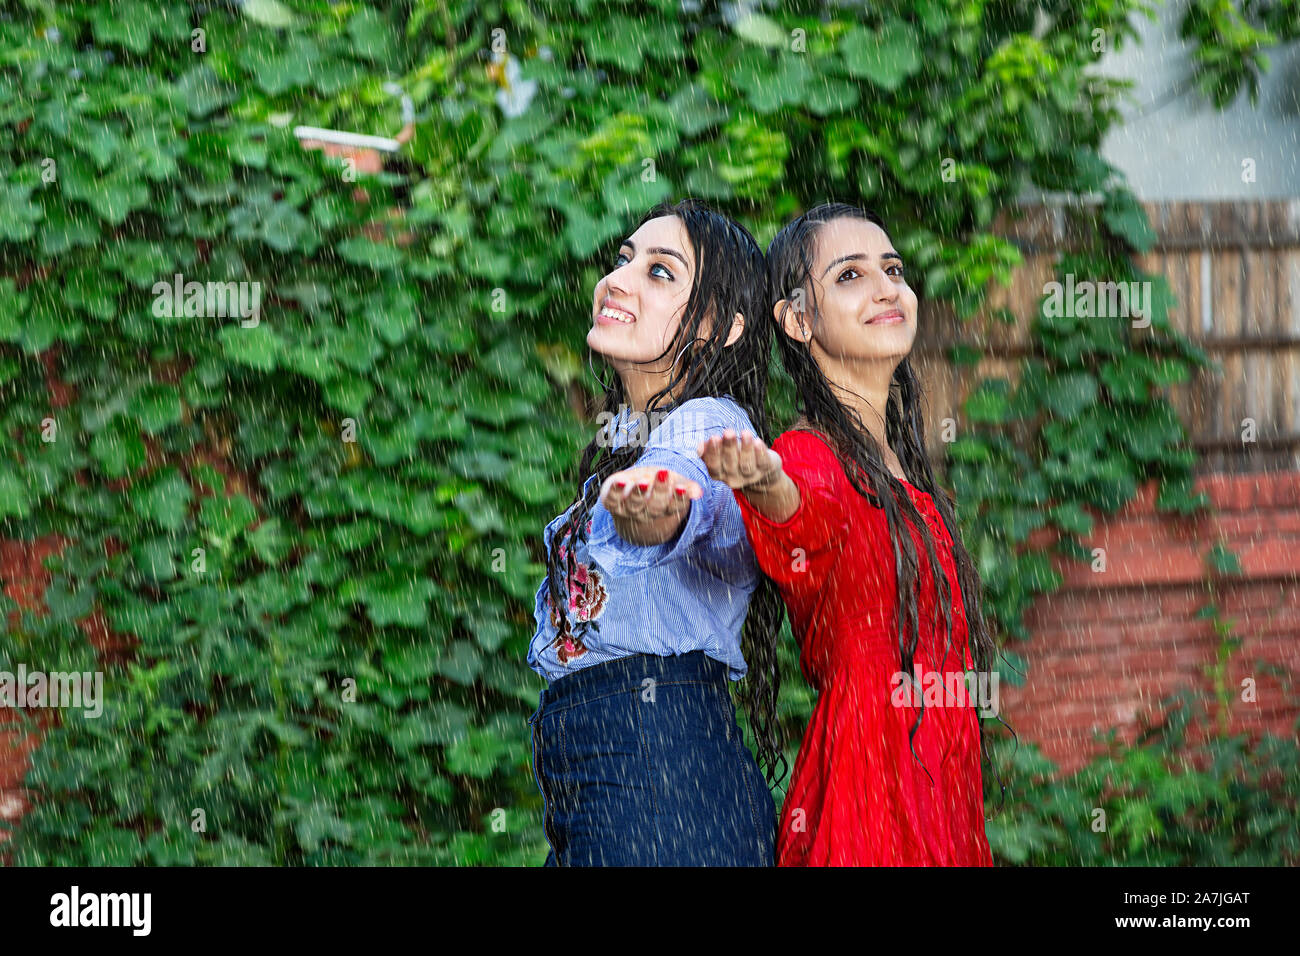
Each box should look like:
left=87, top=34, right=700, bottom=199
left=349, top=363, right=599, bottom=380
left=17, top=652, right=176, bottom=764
left=655, top=469, right=669, bottom=482
left=674, top=487, right=686, bottom=497
left=615, top=481, right=626, bottom=489
left=637, top=482, right=649, bottom=492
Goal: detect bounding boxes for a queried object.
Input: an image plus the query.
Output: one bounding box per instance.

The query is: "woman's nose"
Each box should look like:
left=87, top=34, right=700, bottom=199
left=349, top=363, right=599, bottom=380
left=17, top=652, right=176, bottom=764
left=605, top=269, right=631, bottom=298
left=872, top=270, right=899, bottom=301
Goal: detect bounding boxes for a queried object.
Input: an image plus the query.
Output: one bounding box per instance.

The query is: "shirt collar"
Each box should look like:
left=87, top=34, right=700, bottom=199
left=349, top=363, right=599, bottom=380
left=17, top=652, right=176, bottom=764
left=608, top=401, right=677, bottom=451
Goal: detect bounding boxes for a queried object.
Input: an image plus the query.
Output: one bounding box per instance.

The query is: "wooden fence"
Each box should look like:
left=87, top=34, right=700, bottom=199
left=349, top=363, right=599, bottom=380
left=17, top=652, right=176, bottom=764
left=912, top=199, right=1300, bottom=474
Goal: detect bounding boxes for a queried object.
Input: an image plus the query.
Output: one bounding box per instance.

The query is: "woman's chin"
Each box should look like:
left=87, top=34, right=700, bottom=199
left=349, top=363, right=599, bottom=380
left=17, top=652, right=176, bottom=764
left=586, top=326, right=612, bottom=355
left=856, top=326, right=916, bottom=359
left=587, top=326, right=637, bottom=361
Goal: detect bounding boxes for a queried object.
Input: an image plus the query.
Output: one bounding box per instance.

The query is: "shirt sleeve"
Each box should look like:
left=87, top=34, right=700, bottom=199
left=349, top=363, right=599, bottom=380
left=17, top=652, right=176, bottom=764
left=732, top=430, right=849, bottom=589
left=585, top=397, right=755, bottom=577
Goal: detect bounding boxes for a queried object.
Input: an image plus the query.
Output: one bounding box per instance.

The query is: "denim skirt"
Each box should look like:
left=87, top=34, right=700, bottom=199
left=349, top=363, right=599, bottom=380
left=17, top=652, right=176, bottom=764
left=528, top=650, right=776, bottom=866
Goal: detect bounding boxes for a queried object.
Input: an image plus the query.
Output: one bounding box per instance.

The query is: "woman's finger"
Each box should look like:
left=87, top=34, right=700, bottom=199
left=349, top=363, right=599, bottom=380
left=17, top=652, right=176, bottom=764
left=600, top=474, right=622, bottom=512
left=718, top=429, right=739, bottom=479
left=698, top=435, right=723, bottom=480
left=625, top=475, right=651, bottom=516
left=736, top=431, right=760, bottom=479
left=645, top=468, right=673, bottom=516
left=604, top=472, right=636, bottom=516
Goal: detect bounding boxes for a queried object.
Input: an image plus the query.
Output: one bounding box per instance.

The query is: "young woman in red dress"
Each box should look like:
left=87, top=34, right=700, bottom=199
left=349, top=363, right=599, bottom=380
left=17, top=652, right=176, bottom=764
left=697, top=203, right=1000, bottom=866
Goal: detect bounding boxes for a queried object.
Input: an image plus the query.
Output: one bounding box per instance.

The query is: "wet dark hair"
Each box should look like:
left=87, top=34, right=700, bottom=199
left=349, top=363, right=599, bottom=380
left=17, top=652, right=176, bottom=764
left=766, top=201, right=1007, bottom=802
left=544, top=198, right=787, bottom=787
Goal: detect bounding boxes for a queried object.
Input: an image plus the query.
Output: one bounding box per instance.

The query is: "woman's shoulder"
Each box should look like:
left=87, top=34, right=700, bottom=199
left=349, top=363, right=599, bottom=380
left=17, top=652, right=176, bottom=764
left=677, top=394, right=753, bottom=425
left=773, top=424, right=839, bottom=459
left=650, top=394, right=754, bottom=444
left=772, top=425, right=855, bottom=489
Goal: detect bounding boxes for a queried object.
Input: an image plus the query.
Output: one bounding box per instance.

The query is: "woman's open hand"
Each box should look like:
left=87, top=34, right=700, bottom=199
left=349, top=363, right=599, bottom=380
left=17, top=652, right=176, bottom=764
left=697, top=429, right=783, bottom=491
left=599, top=466, right=704, bottom=526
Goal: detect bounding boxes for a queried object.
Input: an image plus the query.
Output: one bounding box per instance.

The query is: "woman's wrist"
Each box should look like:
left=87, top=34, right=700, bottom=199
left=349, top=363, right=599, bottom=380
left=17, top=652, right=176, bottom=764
left=738, top=471, right=800, bottom=523
left=611, top=505, right=689, bottom=546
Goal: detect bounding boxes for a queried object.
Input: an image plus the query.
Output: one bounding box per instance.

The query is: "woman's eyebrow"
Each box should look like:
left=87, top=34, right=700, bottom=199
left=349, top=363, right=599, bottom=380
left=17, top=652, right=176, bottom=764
left=621, top=239, right=690, bottom=269
left=821, top=252, right=865, bottom=277
left=650, top=247, right=689, bottom=268
left=820, top=251, right=903, bottom=277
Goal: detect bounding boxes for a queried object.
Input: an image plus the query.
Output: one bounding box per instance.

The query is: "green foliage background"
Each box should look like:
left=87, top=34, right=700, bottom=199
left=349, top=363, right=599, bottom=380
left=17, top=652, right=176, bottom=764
left=1, top=0, right=1296, bottom=864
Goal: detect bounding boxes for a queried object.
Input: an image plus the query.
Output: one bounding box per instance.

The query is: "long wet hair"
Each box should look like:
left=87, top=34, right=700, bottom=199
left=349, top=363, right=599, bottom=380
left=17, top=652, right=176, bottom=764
left=766, top=202, right=1005, bottom=798
left=544, top=198, right=788, bottom=787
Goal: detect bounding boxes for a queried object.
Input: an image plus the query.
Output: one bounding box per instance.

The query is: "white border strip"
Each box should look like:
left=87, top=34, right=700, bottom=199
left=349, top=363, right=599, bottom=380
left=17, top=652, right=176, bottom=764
left=293, top=126, right=402, bottom=152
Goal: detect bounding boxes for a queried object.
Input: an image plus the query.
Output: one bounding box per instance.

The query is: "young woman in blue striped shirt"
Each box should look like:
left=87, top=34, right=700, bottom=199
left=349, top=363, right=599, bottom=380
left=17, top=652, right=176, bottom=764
left=527, top=199, right=785, bottom=866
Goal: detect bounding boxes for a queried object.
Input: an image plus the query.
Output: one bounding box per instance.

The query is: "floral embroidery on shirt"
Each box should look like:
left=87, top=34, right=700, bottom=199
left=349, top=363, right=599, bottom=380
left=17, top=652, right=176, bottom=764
left=547, top=520, right=606, bottom=665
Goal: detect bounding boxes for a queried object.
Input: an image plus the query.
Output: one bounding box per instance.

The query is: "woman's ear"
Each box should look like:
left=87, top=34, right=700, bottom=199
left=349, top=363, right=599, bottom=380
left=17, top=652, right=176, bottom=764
left=774, top=298, right=811, bottom=343
left=724, top=311, right=745, bottom=347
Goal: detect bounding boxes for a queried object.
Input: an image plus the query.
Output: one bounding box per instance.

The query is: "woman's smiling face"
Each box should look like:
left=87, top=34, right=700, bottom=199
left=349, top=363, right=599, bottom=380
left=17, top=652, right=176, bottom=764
left=587, top=214, right=695, bottom=367
left=792, top=217, right=918, bottom=365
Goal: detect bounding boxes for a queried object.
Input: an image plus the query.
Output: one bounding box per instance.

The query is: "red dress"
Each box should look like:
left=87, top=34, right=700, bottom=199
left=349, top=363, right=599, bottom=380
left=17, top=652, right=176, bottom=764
left=734, top=429, right=993, bottom=866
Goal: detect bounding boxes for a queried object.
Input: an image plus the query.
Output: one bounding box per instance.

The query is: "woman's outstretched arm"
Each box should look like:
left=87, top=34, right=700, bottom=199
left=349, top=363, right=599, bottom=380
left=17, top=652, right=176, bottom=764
left=697, top=429, right=799, bottom=523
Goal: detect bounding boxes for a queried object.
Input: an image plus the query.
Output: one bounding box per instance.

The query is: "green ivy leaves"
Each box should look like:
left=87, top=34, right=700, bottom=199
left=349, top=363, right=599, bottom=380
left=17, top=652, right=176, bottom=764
left=839, top=20, right=923, bottom=90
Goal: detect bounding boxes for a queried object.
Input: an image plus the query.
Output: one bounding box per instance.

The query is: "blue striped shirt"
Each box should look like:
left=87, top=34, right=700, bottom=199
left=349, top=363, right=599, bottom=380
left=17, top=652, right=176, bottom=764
left=527, top=395, right=760, bottom=683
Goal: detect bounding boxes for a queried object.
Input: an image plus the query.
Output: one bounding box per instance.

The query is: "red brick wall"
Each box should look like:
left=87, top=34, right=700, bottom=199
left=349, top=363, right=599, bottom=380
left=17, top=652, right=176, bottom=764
left=1, top=535, right=131, bottom=845
left=1007, top=470, right=1300, bottom=775
left=1, top=537, right=64, bottom=841
left=2, top=350, right=91, bottom=845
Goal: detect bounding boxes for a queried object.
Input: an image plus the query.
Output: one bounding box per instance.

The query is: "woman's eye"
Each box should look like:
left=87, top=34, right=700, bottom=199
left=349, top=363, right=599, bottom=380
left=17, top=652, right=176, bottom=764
left=614, top=251, right=630, bottom=267
left=651, top=262, right=674, bottom=280
left=887, top=264, right=905, bottom=277
left=837, top=268, right=859, bottom=282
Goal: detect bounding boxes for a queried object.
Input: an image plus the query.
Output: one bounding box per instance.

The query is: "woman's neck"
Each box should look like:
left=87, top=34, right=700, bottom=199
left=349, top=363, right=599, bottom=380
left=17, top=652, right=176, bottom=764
left=615, top=365, right=678, bottom=414
left=802, top=358, right=907, bottom=478
left=821, top=361, right=892, bottom=449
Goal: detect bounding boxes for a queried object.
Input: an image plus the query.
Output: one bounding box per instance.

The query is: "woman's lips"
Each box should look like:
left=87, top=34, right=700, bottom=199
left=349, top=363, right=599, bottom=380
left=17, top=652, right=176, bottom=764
left=595, top=304, right=636, bottom=325
left=867, top=309, right=905, bottom=325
